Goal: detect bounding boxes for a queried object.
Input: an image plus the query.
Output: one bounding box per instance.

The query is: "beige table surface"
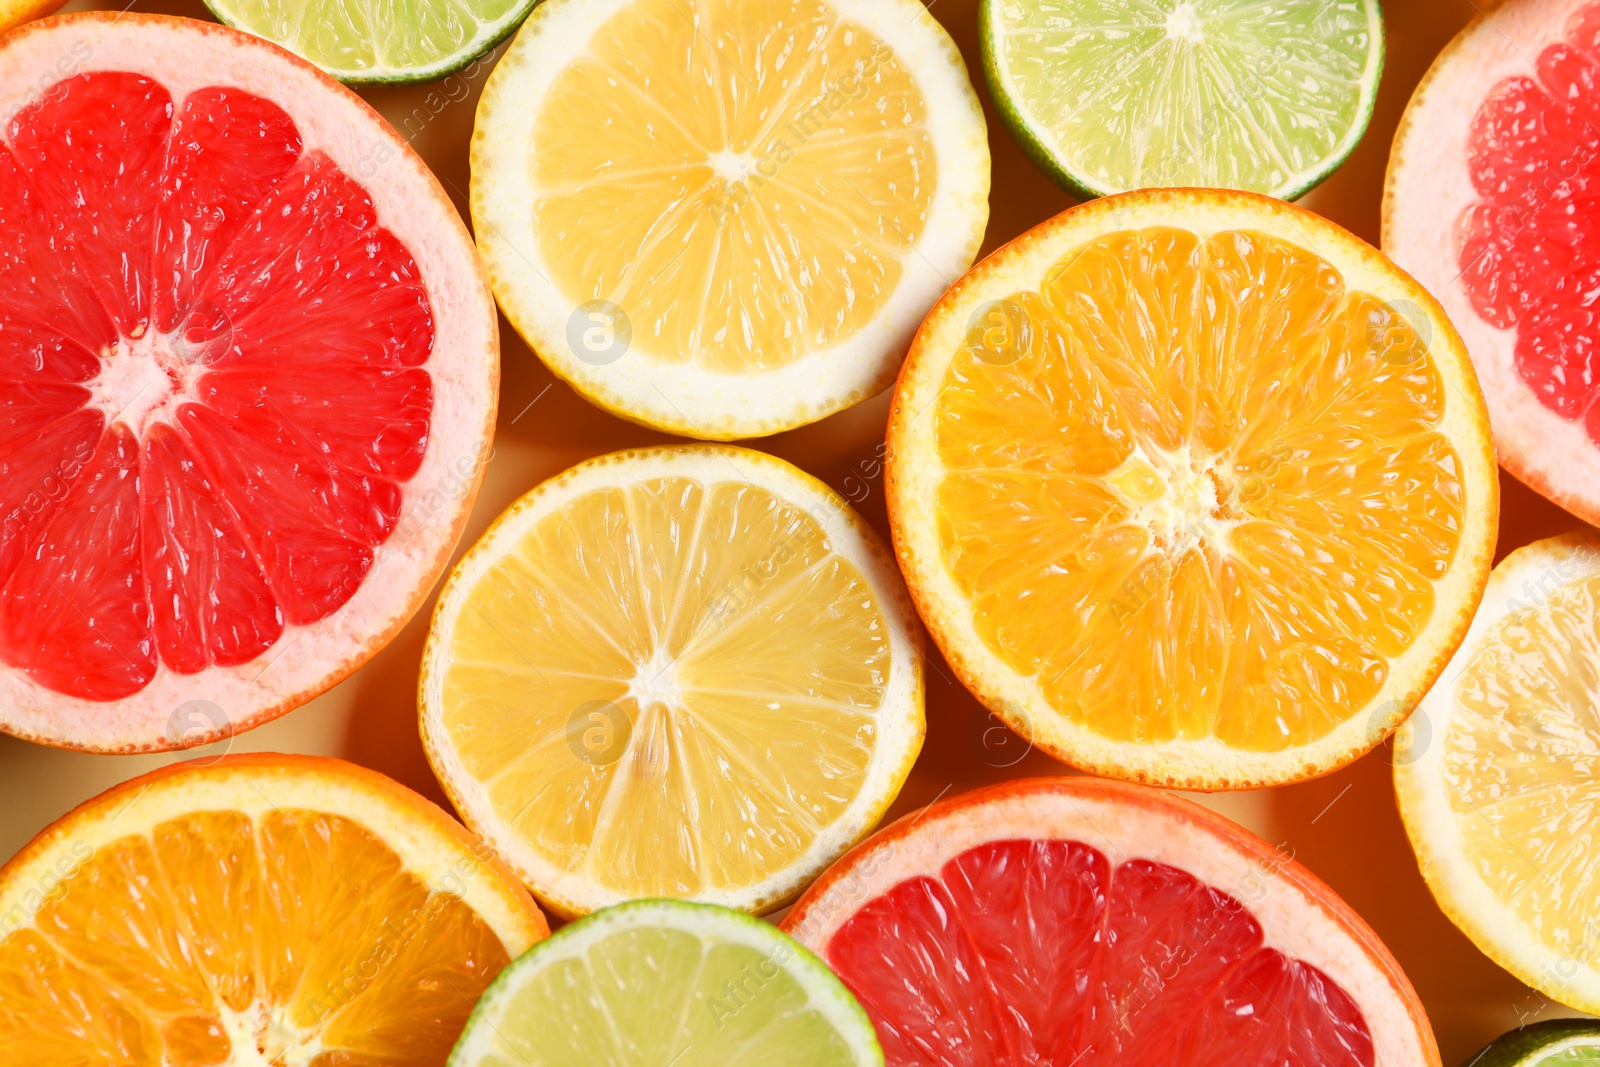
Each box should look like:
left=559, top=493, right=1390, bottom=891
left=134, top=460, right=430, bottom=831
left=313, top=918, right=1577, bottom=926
left=2, top=0, right=1594, bottom=1061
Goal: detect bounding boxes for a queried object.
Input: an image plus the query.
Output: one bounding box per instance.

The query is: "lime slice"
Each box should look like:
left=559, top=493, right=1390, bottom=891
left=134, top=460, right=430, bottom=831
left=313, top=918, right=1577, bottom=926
left=979, top=0, right=1385, bottom=199
left=1467, top=1020, right=1600, bottom=1067
left=204, top=0, right=535, bottom=82
left=448, top=900, right=884, bottom=1066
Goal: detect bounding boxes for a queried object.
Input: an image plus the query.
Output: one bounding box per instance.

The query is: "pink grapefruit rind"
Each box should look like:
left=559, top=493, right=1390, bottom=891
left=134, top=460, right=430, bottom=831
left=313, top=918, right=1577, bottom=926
left=0, top=14, right=498, bottom=754
left=782, top=777, right=1442, bottom=1067
left=1383, top=0, right=1600, bottom=525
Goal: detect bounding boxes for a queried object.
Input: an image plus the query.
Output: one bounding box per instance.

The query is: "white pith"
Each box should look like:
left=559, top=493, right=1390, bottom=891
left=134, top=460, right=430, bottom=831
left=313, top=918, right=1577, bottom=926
left=888, top=190, right=1499, bottom=789
left=471, top=0, right=991, bottom=440
left=0, top=16, right=498, bottom=753
left=420, top=446, right=925, bottom=917
left=1396, top=532, right=1600, bottom=1016
left=1384, top=0, right=1600, bottom=522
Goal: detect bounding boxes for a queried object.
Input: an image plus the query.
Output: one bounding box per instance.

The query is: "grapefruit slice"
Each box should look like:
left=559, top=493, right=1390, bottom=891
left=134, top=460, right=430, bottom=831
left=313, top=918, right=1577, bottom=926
left=781, top=777, right=1441, bottom=1067
left=1385, top=0, right=1600, bottom=526
left=0, top=753, right=549, bottom=1065
left=886, top=188, right=1499, bottom=790
left=470, top=0, right=990, bottom=439
left=0, top=14, right=498, bottom=752
left=420, top=445, right=924, bottom=918
left=1396, top=532, right=1600, bottom=1016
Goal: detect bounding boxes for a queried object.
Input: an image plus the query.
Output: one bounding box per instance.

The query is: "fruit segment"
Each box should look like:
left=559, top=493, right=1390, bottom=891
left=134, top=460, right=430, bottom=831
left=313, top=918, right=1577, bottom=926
left=0, top=71, right=434, bottom=701
left=1457, top=1, right=1600, bottom=441
left=932, top=226, right=1462, bottom=752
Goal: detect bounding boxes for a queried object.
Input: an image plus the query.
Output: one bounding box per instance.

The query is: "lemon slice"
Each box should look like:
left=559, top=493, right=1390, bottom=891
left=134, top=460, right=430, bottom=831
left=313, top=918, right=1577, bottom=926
left=1397, top=531, right=1600, bottom=1016
left=887, top=188, right=1499, bottom=790
left=420, top=445, right=924, bottom=917
left=448, top=901, right=883, bottom=1067
left=470, top=0, right=990, bottom=439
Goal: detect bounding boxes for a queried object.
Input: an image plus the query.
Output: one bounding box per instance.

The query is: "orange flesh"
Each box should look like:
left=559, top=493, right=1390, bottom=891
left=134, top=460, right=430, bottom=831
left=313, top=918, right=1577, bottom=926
left=529, top=0, right=934, bottom=373
left=933, top=227, right=1463, bottom=751
left=0, top=810, right=509, bottom=1066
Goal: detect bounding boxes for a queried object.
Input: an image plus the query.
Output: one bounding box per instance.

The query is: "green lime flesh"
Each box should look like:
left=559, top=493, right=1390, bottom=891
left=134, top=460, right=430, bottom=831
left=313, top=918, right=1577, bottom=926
left=980, top=0, right=1385, bottom=200
left=1467, top=1020, right=1600, bottom=1067
left=204, top=0, right=537, bottom=83
left=448, top=900, right=884, bottom=1067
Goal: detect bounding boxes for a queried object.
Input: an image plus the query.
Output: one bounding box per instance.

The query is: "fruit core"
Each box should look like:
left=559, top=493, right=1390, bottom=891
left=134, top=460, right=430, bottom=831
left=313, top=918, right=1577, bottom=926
left=1457, top=1, right=1600, bottom=443
left=0, top=71, right=435, bottom=704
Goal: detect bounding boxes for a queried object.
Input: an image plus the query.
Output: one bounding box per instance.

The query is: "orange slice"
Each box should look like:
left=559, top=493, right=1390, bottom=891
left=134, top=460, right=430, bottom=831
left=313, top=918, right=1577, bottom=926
left=0, top=754, right=548, bottom=1065
left=887, top=188, right=1499, bottom=790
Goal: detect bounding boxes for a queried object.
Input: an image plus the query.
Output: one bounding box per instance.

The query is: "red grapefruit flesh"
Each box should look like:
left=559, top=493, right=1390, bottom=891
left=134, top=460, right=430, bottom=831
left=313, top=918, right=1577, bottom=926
left=1385, top=0, right=1600, bottom=524
left=782, top=778, right=1440, bottom=1066
left=0, top=14, right=497, bottom=751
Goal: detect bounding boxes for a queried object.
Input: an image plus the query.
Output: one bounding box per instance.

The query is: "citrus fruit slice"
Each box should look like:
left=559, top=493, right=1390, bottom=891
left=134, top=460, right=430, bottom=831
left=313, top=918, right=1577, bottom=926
left=1396, top=532, right=1600, bottom=1016
left=471, top=0, right=990, bottom=440
left=886, top=188, right=1499, bottom=790
left=0, top=14, right=498, bottom=753
left=980, top=0, right=1384, bottom=200
left=781, top=776, right=1440, bottom=1066
left=1385, top=0, right=1600, bottom=528
left=449, top=900, right=883, bottom=1066
left=1466, top=1020, right=1600, bottom=1067
left=420, top=445, right=925, bottom=917
left=203, top=0, right=534, bottom=82
left=0, top=753, right=549, bottom=1065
